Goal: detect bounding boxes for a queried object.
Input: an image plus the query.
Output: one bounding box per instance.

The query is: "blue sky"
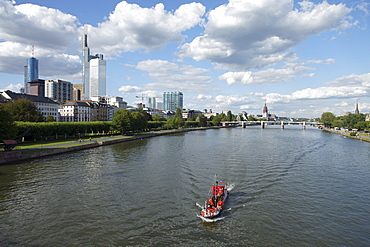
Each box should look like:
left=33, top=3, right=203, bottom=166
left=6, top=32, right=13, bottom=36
left=0, top=0, right=369, bottom=118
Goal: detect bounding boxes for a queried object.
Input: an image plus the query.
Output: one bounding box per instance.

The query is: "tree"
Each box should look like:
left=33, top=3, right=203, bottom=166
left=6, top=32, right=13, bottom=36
left=5, top=99, right=44, bottom=122
left=343, top=113, right=366, bottom=129
left=112, top=109, right=133, bottom=134
left=332, top=119, right=343, bottom=128
left=152, top=114, right=165, bottom=121
left=131, top=111, right=148, bottom=132
left=320, top=112, right=335, bottom=127
left=211, top=115, right=222, bottom=126
left=226, top=110, right=234, bottom=121
left=166, top=108, right=185, bottom=128
left=46, top=115, right=56, bottom=122
left=0, top=104, right=18, bottom=140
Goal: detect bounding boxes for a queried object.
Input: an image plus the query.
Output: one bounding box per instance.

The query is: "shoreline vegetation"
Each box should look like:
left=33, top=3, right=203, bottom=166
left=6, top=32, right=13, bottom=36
left=0, top=126, right=227, bottom=165
left=322, top=127, right=370, bottom=143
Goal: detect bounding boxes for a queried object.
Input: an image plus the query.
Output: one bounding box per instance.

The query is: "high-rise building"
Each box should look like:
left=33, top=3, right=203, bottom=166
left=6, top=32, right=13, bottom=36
left=24, top=57, right=39, bottom=94
left=82, top=33, right=106, bottom=99
left=163, top=91, right=183, bottom=112
left=45, top=79, right=73, bottom=103
left=147, top=97, right=157, bottom=109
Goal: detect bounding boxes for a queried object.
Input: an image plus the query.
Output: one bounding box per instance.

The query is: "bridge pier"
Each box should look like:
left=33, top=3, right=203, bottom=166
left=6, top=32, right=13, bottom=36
left=261, top=121, right=265, bottom=129
left=281, top=121, right=284, bottom=129
left=302, top=122, right=306, bottom=130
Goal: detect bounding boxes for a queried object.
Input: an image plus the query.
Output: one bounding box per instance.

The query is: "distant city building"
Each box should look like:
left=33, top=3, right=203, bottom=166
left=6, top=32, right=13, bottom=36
left=146, top=97, right=157, bottom=109
left=1, top=90, right=59, bottom=121
left=45, top=79, right=73, bottom=103
left=262, top=103, right=269, bottom=119
left=24, top=57, right=39, bottom=94
left=73, top=83, right=84, bottom=101
left=29, top=79, right=45, bottom=97
left=82, top=33, right=106, bottom=99
left=163, top=91, right=183, bottom=112
left=355, top=103, right=359, bottom=114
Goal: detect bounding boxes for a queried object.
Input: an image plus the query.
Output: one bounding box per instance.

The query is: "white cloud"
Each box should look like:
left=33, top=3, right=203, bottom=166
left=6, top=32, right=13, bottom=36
left=180, top=0, right=353, bottom=70
left=118, top=85, right=141, bottom=94
left=219, top=62, right=314, bottom=85
left=0, top=83, right=22, bottom=92
left=136, top=59, right=212, bottom=93
left=0, top=0, right=79, bottom=49
left=87, top=1, right=206, bottom=55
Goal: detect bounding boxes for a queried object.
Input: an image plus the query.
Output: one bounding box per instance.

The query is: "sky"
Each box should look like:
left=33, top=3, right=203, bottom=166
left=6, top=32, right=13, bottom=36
left=0, top=0, right=369, bottom=118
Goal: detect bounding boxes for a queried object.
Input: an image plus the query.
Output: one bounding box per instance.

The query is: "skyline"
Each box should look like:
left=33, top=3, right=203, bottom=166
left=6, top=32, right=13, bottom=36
left=0, top=0, right=369, bottom=118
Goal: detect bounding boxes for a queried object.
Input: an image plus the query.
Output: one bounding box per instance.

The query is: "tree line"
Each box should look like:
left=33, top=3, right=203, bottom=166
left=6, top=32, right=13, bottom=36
left=320, top=112, right=369, bottom=130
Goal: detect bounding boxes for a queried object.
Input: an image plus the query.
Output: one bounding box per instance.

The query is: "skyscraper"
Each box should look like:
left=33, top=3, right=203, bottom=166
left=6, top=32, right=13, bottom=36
left=82, top=33, right=106, bottom=99
left=163, top=91, right=183, bottom=112
left=24, top=57, right=39, bottom=94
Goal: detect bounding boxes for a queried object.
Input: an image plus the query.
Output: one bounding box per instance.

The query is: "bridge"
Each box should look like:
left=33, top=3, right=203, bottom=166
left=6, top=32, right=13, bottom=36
left=221, top=121, right=321, bottom=129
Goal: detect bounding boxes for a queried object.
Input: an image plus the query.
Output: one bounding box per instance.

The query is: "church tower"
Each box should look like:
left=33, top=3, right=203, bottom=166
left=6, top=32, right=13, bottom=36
left=263, top=103, right=269, bottom=119
left=355, top=103, right=359, bottom=115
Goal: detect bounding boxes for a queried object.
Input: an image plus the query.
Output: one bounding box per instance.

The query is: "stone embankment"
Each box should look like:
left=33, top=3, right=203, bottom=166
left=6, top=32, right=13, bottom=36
left=0, top=127, right=224, bottom=165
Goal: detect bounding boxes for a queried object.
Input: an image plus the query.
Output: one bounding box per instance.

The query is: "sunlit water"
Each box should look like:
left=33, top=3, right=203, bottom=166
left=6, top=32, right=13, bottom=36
left=0, top=126, right=369, bottom=246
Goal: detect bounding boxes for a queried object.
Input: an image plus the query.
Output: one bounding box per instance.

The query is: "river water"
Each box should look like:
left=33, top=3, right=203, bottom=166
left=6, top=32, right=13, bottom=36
left=0, top=126, right=369, bottom=246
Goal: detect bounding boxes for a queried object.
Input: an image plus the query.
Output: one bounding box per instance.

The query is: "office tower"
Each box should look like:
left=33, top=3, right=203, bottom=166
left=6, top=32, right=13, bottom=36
left=82, top=33, right=106, bottom=99
left=45, top=79, right=73, bottom=103
left=147, top=97, right=157, bottom=109
left=29, top=79, right=44, bottom=97
left=163, top=91, right=183, bottom=112
left=24, top=57, right=39, bottom=94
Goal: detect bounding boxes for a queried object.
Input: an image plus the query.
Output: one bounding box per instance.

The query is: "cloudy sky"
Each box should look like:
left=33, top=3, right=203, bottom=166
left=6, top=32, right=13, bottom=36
left=0, top=0, right=369, bottom=118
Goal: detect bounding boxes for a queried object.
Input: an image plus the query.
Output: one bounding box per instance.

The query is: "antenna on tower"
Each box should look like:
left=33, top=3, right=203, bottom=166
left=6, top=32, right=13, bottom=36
left=31, top=45, right=35, bottom=57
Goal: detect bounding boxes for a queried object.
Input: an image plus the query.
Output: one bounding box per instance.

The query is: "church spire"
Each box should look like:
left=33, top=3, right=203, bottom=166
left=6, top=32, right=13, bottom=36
left=355, top=102, right=359, bottom=114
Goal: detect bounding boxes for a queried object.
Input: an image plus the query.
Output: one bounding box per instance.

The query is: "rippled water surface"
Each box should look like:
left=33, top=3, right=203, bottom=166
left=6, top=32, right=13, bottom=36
left=1, top=126, right=369, bottom=246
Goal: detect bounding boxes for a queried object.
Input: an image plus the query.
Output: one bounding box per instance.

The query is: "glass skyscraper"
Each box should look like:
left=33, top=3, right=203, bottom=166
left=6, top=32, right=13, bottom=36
left=24, top=57, right=39, bottom=94
left=163, top=91, right=183, bottom=112
left=82, top=33, right=106, bottom=99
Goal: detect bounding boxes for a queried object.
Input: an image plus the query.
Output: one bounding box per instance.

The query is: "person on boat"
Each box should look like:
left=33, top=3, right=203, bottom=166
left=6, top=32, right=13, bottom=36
left=208, top=197, right=215, bottom=207
left=216, top=200, right=224, bottom=210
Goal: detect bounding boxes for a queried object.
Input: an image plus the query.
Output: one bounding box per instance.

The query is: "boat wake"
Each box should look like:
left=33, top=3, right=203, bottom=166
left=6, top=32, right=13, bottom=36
left=196, top=214, right=225, bottom=222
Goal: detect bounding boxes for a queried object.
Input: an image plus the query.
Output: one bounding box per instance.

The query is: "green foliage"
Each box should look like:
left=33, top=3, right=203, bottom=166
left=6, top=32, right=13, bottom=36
left=152, top=114, right=166, bottom=121
left=111, top=109, right=148, bottom=134
left=0, top=104, right=18, bottom=140
left=46, top=115, right=56, bottom=122
left=332, top=119, right=344, bottom=128
left=355, top=121, right=367, bottom=131
left=5, top=99, right=44, bottom=122
left=148, top=121, right=165, bottom=129
left=165, top=108, right=185, bottom=128
left=15, top=121, right=112, bottom=140
left=248, top=116, right=257, bottom=121
left=184, top=121, right=198, bottom=128
left=342, top=113, right=366, bottom=130
left=320, top=112, right=336, bottom=127
left=211, top=114, right=222, bottom=126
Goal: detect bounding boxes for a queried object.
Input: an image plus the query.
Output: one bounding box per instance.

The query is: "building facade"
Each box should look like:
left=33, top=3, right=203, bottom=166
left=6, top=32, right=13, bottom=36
left=163, top=91, right=183, bottom=112
left=1, top=90, right=59, bottom=121
left=82, top=34, right=106, bottom=99
left=45, top=79, right=73, bottom=103
left=59, top=101, right=90, bottom=122
left=24, top=57, right=39, bottom=94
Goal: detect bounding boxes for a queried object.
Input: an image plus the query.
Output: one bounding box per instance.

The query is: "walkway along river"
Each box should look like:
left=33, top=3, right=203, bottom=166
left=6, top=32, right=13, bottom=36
left=0, top=125, right=369, bottom=246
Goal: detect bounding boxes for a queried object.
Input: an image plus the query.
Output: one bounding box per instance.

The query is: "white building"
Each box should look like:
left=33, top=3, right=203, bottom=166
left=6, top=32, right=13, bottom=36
left=59, top=101, right=90, bottom=122
left=1, top=90, right=59, bottom=121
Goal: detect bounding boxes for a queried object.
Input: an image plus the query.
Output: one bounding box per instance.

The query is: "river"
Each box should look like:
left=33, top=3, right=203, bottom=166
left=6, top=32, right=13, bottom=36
left=0, top=126, right=369, bottom=246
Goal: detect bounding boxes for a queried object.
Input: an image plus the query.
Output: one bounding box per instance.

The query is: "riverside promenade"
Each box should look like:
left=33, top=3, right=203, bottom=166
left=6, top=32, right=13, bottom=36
left=0, top=127, right=224, bottom=165
left=323, top=127, right=370, bottom=143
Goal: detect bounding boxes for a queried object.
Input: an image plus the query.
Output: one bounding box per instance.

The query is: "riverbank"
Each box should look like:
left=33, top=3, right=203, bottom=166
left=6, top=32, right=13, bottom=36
left=0, top=126, right=225, bottom=165
left=322, top=127, right=370, bottom=143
